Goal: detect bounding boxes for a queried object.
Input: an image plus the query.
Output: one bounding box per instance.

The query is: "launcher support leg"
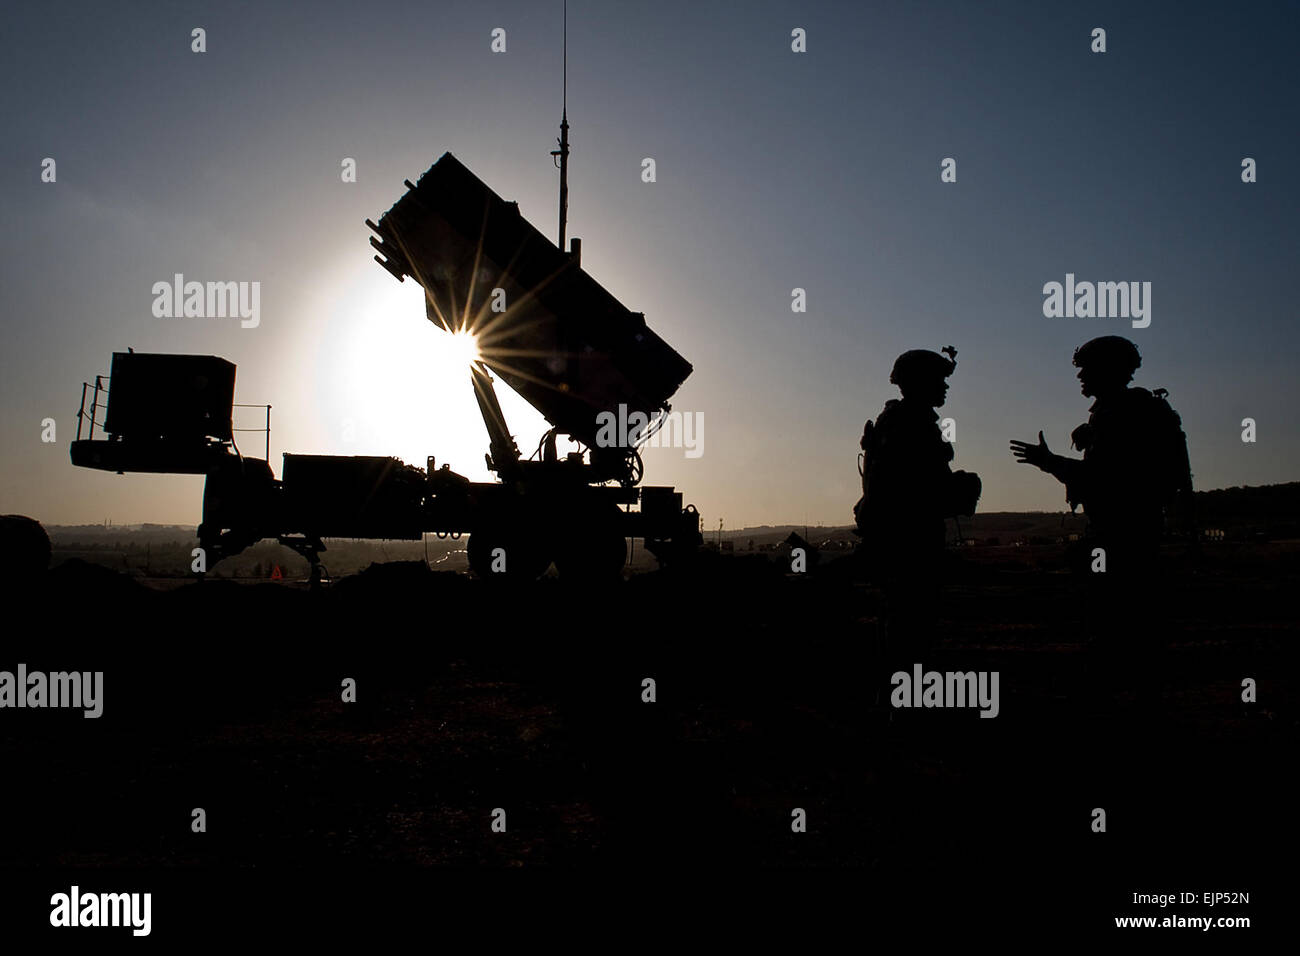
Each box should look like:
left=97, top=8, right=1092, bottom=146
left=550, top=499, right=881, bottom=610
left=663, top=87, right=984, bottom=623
left=471, top=363, right=521, bottom=479
left=279, top=535, right=327, bottom=590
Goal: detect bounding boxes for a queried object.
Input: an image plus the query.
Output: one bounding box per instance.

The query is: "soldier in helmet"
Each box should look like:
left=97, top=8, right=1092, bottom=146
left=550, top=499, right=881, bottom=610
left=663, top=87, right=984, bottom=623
left=856, top=347, right=981, bottom=662
left=1009, top=336, right=1192, bottom=573
left=1010, top=337, right=1192, bottom=714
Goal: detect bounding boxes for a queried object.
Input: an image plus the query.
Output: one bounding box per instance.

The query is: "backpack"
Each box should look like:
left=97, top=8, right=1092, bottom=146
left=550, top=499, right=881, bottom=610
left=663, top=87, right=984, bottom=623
left=852, top=419, right=877, bottom=532
left=1150, top=389, right=1193, bottom=499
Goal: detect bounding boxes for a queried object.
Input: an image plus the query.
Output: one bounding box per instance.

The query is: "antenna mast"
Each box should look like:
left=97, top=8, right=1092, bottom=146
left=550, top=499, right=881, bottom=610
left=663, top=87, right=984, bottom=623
left=551, top=0, right=570, bottom=250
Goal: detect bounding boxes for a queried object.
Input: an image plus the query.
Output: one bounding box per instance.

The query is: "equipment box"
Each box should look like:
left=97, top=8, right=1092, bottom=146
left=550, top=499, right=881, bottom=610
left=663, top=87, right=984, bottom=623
left=280, top=454, right=425, bottom=539
left=104, top=352, right=236, bottom=442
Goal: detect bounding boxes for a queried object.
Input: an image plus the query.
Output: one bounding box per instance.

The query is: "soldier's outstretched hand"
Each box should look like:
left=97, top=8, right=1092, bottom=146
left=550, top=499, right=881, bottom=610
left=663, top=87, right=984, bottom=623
left=1010, top=431, right=1053, bottom=471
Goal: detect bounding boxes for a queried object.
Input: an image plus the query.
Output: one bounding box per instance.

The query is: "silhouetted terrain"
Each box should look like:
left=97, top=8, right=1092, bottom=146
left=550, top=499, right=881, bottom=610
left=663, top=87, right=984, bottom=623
left=2, top=532, right=1292, bottom=927
left=42, top=480, right=1300, bottom=585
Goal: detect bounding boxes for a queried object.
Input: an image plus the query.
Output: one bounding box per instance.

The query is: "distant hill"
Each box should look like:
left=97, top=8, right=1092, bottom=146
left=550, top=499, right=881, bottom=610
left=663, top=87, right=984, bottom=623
left=45, top=523, right=196, bottom=538
left=721, top=481, right=1300, bottom=544
left=34, top=481, right=1300, bottom=573
left=1193, top=481, right=1300, bottom=533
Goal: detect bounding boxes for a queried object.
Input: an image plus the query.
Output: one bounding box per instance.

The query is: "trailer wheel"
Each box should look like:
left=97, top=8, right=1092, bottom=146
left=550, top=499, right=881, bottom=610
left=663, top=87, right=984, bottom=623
left=555, top=506, right=626, bottom=582
left=467, top=526, right=551, bottom=582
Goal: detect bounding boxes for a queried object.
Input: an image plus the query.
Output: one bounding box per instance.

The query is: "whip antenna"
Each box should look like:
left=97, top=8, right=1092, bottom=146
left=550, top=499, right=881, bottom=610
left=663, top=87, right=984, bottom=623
left=551, top=0, right=570, bottom=250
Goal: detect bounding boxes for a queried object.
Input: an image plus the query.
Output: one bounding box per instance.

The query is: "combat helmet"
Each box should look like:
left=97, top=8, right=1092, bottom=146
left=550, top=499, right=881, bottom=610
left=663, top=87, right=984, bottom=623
left=890, top=346, right=957, bottom=386
left=1072, top=336, right=1141, bottom=377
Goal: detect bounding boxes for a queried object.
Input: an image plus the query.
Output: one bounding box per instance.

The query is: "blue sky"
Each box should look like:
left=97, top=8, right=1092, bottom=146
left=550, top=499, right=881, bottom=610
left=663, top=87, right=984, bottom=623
left=2, top=0, right=1296, bottom=528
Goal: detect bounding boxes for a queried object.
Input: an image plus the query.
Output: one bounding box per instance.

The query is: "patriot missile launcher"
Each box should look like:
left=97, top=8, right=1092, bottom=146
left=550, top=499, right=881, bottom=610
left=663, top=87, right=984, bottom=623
left=69, top=155, right=701, bottom=582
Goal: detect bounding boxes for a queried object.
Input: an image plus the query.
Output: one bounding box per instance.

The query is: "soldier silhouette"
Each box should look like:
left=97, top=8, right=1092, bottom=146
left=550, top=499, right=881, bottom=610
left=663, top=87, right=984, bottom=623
left=1010, top=336, right=1192, bottom=714
left=855, top=347, right=981, bottom=666
left=1009, top=336, right=1192, bottom=574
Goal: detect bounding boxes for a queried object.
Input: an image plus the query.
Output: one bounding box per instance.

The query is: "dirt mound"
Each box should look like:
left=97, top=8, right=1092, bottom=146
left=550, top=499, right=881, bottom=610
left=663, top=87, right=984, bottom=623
left=0, top=514, right=51, bottom=579
left=45, top=556, right=146, bottom=599
left=331, top=559, right=465, bottom=600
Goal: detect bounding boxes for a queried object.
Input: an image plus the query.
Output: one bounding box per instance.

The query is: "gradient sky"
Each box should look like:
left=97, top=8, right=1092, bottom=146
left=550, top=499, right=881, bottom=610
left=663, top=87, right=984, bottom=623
left=3, top=0, right=1297, bottom=529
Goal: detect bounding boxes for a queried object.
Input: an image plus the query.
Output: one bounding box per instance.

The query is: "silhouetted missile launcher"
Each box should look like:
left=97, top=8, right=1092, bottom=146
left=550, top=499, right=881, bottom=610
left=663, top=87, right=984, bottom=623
left=68, top=155, right=701, bottom=583
left=368, top=152, right=691, bottom=478
left=364, top=151, right=700, bottom=577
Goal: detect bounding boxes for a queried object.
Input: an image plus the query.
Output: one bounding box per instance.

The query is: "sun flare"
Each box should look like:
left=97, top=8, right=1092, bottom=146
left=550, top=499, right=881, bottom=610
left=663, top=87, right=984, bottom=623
left=443, top=329, right=481, bottom=368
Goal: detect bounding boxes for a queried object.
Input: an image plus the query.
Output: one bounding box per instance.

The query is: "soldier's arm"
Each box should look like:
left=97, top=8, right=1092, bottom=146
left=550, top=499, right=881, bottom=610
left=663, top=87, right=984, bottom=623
left=1043, top=453, right=1081, bottom=485
left=1010, top=431, right=1086, bottom=508
left=1010, top=431, right=1077, bottom=482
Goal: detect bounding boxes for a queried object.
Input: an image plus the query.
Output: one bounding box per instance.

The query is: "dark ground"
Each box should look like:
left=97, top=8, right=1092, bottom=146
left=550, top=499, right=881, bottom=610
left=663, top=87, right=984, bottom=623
left=1, top=541, right=1294, bottom=934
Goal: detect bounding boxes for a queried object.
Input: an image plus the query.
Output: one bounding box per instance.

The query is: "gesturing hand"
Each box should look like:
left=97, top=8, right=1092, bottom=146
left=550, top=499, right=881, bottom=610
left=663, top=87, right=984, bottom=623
left=1009, top=431, right=1053, bottom=471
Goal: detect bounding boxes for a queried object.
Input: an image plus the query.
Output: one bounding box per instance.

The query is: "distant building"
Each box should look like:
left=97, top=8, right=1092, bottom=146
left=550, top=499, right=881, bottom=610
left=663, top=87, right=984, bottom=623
left=783, top=531, right=820, bottom=568
left=784, top=531, right=812, bottom=551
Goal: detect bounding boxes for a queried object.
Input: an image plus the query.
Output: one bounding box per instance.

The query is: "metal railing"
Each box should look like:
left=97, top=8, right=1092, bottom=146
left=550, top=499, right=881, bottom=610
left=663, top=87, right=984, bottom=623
left=75, top=380, right=271, bottom=461
left=233, top=403, right=272, bottom=460
left=75, top=375, right=109, bottom=441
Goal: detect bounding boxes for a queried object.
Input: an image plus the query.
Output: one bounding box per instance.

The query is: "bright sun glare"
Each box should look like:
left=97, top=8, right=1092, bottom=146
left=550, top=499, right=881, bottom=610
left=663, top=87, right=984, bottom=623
left=321, top=270, right=548, bottom=482
left=444, top=330, right=481, bottom=367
